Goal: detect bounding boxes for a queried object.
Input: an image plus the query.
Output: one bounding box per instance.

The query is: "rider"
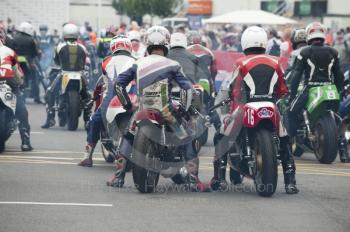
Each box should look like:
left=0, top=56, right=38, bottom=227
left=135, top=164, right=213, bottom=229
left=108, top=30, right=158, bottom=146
left=212, top=26, right=299, bottom=194
left=187, top=30, right=217, bottom=88
left=288, top=22, right=348, bottom=163
left=127, top=30, right=146, bottom=59
left=78, top=35, right=135, bottom=167
left=285, top=28, right=308, bottom=81
left=41, top=23, right=91, bottom=129
left=0, top=26, right=33, bottom=151
left=167, top=32, right=199, bottom=83
left=107, top=26, right=206, bottom=191
left=10, top=22, right=42, bottom=103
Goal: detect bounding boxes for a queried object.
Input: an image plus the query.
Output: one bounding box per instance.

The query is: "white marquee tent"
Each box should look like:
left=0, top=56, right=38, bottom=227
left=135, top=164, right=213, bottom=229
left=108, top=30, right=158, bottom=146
left=205, top=10, right=298, bottom=25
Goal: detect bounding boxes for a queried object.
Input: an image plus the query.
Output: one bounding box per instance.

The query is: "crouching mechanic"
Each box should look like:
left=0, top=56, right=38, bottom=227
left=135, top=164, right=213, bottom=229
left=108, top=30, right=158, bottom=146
left=78, top=35, right=136, bottom=167
left=107, top=26, right=207, bottom=191
left=41, top=23, right=91, bottom=129
left=0, top=26, right=33, bottom=151
left=212, top=26, right=299, bottom=194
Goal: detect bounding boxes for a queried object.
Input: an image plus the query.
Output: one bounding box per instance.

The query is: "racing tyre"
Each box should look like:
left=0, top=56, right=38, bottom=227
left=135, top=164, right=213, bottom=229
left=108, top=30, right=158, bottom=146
left=67, top=90, right=80, bottom=131
left=132, top=125, right=160, bottom=193
left=314, top=114, right=338, bottom=164
left=254, top=128, right=278, bottom=197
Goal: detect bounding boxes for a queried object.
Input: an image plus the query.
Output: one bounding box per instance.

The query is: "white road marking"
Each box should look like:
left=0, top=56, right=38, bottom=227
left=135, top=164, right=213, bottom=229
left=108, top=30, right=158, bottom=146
left=13, top=131, right=45, bottom=135
left=3, top=150, right=86, bottom=154
left=0, top=201, right=113, bottom=207
left=0, top=155, right=105, bottom=161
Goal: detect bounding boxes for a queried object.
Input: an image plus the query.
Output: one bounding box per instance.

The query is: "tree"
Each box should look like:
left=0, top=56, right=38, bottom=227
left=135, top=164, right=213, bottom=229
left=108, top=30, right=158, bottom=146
left=112, top=0, right=181, bottom=19
left=150, top=0, right=181, bottom=18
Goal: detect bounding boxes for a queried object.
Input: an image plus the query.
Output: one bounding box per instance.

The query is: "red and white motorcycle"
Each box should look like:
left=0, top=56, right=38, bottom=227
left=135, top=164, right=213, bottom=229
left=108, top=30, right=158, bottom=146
left=214, top=98, right=280, bottom=197
left=0, top=81, right=16, bottom=153
left=100, top=81, right=138, bottom=163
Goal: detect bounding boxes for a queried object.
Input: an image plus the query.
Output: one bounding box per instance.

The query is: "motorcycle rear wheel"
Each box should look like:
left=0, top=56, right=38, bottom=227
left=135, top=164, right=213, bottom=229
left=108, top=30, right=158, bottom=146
left=254, top=128, right=278, bottom=197
left=0, top=109, right=12, bottom=153
left=314, top=114, right=338, bottom=164
left=132, top=126, right=160, bottom=193
left=67, top=90, right=80, bottom=131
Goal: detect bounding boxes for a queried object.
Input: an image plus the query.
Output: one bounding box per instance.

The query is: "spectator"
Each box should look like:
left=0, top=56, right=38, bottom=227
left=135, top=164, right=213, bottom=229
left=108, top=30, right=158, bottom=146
left=325, top=28, right=334, bottom=46
left=280, top=29, right=293, bottom=58
left=334, top=31, right=350, bottom=73
left=266, top=29, right=282, bottom=56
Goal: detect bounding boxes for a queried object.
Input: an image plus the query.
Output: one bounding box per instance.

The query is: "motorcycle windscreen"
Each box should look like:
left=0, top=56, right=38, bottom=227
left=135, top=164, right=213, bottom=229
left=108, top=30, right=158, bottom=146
left=220, top=70, right=246, bottom=141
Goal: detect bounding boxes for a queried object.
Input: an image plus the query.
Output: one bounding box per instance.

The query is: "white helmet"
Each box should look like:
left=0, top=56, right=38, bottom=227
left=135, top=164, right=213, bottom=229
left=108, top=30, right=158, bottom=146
left=18, top=22, right=34, bottom=36
left=128, top=30, right=141, bottom=42
left=110, top=35, right=132, bottom=54
left=63, top=23, right=79, bottom=40
left=170, top=32, right=187, bottom=48
left=145, top=26, right=170, bottom=55
left=306, top=22, right=326, bottom=43
left=241, top=26, right=268, bottom=52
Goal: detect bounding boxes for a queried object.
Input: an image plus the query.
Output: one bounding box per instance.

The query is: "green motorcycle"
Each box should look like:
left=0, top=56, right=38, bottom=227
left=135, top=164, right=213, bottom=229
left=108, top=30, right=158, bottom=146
left=292, top=84, right=340, bottom=164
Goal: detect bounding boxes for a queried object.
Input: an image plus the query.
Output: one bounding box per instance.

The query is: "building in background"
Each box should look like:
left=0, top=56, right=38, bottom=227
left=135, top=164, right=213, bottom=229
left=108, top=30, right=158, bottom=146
left=0, top=0, right=349, bottom=33
left=0, top=0, right=69, bottom=32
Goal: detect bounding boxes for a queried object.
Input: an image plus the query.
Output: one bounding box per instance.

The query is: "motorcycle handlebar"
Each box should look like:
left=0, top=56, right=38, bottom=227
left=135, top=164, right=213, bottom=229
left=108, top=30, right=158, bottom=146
left=208, top=98, right=231, bottom=113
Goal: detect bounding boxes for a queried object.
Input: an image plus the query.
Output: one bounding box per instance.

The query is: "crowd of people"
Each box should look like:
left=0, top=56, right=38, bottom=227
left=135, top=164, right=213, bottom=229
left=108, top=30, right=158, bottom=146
left=1, top=16, right=350, bottom=195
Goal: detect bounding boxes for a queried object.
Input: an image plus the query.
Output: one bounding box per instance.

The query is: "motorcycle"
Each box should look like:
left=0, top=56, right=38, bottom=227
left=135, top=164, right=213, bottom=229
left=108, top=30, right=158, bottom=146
left=58, top=71, right=83, bottom=131
left=191, top=82, right=211, bottom=152
left=0, top=81, right=17, bottom=153
left=213, top=98, right=280, bottom=197
left=100, top=81, right=138, bottom=163
left=130, top=85, right=198, bottom=193
left=195, top=78, right=212, bottom=146
left=292, top=84, right=340, bottom=164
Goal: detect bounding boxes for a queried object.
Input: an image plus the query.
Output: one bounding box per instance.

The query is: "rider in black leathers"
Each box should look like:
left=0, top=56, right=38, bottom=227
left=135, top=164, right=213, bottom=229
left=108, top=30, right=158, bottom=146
left=288, top=22, right=349, bottom=163
left=10, top=22, right=42, bottom=103
left=41, top=23, right=91, bottom=129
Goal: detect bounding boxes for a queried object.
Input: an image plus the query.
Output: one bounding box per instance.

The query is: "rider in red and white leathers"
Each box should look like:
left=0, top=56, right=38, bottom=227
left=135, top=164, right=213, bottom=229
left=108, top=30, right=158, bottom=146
left=213, top=26, right=299, bottom=194
left=78, top=35, right=136, bottom=167
left=0, top=26, right=33, bottom=152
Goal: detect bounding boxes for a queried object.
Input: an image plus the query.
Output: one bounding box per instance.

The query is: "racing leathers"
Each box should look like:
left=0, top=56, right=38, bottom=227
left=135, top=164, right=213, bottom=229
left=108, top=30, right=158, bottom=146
left=0, top=44, right=33, bottom=151
left=288, top=43, right=348, bottom=162
left=107, top=54, right=204, bottom=189
left=41, top=40, right=91, bottom=128
left=167, top=46, right=198, bottom=83
left=10, top=31, right=41, bottom=103
left=78, top=50, right=135, bottom=167
left=187, top=43, right=217, bottom=90
left=214, top=53, right=298, bottom=194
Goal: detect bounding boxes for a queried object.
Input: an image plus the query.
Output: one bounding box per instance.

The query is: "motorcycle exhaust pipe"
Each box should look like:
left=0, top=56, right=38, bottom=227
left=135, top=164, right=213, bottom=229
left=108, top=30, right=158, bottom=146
left=160, top=167, right=180, bottom=178
left=338, top=117, right=350, bottom=136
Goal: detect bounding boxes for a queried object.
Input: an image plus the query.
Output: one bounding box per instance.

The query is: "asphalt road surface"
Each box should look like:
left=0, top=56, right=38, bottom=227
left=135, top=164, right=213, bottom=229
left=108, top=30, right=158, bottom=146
left=0, top=102, right=349, bottom=232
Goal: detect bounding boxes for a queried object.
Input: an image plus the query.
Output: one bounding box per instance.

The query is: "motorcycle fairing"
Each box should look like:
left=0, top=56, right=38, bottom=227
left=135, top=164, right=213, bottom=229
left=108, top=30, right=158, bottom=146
left=306, top=84, right=340, bottom=116
left=61, top=71, right=82, bottom=94
left=0, top=83, right=16, bottom=113
left=106, top=94, right=138, bottom=124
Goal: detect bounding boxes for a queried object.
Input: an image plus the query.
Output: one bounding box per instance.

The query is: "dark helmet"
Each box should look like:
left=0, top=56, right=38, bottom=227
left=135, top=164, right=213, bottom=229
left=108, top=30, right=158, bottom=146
left=39, top=24, right=48, bottom=31
left=291, top=28, right=307, bottom=50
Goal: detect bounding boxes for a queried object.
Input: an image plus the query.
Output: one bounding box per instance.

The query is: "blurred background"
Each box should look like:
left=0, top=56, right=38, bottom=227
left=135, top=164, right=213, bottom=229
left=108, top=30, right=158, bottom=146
left=0, top=0, right=349, bottom=34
